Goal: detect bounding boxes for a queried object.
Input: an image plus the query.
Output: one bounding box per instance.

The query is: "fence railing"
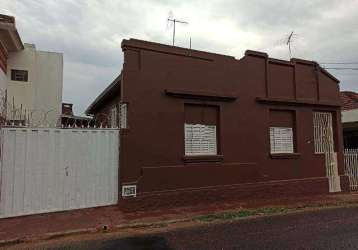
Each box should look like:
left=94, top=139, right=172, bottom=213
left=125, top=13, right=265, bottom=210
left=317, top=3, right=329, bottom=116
left=0, top=89, right=122, bottom=129
left=344, top=148, right=358, bottom=191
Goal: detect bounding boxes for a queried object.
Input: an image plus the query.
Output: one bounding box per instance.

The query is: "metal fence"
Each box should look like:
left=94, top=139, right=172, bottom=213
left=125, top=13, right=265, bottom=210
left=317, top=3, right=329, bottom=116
left=1, top=91, right=118, bottom=129
left=0, top=127, right=119, bottom=218
left=344, top=148, right=358, bottom=191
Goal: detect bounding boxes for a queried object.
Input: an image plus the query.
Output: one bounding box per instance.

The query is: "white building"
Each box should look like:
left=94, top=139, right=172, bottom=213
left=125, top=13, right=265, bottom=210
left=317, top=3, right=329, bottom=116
left=0, top=14, right=63, bottom=126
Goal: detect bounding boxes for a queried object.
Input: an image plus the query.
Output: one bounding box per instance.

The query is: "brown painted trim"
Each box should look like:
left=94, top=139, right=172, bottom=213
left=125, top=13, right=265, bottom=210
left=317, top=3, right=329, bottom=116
left=265, top=57, right=269, bottom=97
left=124, top=45, right=213, bottom=62
left=291, top=59, right=339, bottom=83
left=218, top=104, right=223, bottom=155
left=165, top=89, right=237, bottom=102
left=183, top=154, right=224, bottom=163
left=293, top=61, right=297, bottom=99
left=245, top=50, right=268, bottom=58
left=270, top=153, right=301, bottom=159
left=320, top=67, right=340, bottom=83
left=290, top=58, right=316, bottom=66
left=136, top=177, right=328, bottom=196
left=268, top=58, right=294, bottom=67
left=122, top=39, right=235, bottom=62
left=315, top=64, right=320, bottom=101
left=256, top=97, right=340, bottom=107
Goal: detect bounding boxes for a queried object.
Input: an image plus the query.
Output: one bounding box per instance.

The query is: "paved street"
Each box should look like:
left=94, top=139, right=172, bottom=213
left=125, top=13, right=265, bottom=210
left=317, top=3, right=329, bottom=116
left=21, top=207, right=358, bottom=250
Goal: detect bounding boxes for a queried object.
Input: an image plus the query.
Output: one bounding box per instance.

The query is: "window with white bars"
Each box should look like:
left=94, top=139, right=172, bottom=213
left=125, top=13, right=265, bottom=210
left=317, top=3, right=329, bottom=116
left=120, top=103, right=127, bottom=129
left=313, top=112, right=334, bottom=154
left=269, top=127, right=294, bottom=154
left=184, top=123, right=217, bottom=156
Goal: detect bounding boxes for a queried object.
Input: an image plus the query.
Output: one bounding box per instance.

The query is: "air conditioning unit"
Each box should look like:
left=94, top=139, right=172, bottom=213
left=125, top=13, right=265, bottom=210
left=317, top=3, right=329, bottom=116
left=122, top=185, right=136, bottom=198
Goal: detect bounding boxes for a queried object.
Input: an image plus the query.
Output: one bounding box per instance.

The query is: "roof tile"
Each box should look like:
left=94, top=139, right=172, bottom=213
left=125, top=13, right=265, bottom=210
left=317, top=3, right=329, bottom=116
left=341, top=91, right=358, bottom=110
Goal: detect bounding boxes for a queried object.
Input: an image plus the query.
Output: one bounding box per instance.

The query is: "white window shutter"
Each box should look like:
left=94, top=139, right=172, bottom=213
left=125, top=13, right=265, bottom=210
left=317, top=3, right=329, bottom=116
left=185, top=123, right=217, bottom=155
left=269, top=127, right=294, bottom=154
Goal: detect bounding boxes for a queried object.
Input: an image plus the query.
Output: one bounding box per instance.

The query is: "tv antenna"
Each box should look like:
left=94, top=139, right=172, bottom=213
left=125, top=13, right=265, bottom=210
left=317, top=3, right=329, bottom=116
left=167, top=11, right=188, bottom=46
left=286, top=31, right=297, bottom=59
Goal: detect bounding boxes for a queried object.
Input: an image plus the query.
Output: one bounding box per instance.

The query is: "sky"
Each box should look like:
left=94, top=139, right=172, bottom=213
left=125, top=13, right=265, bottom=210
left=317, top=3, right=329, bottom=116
left=2, top=0, right=358, bottom=115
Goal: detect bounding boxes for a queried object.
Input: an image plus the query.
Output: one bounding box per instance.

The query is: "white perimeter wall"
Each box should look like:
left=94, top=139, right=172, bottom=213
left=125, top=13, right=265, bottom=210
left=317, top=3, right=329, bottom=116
left=6, top=45, right=63, bottom=126
left=0, top=128, right=119, bottom=218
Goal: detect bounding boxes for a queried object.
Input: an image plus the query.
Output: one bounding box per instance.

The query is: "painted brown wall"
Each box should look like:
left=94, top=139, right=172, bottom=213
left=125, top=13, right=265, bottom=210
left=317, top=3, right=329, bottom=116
left=118, top=39, right=347, bottom=198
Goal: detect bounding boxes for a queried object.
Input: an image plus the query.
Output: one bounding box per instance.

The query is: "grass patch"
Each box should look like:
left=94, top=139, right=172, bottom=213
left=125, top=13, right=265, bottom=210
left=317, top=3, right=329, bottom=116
left=194, top=207, right=289, bottom=222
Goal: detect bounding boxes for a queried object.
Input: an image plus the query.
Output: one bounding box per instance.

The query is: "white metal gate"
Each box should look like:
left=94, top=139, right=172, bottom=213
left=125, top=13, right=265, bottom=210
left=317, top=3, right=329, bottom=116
left=344, top=148, right=358, bottom=191
left=313, top=112, right=341, bottom=193
left=0, top=127, right=119, bottom=218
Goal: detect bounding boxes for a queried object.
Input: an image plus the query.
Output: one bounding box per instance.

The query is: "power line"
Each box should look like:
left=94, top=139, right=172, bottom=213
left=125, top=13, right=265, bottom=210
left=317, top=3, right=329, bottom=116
left=324, top=67, right=358, bottom=70
left=320, top=62, right=358, bottom=65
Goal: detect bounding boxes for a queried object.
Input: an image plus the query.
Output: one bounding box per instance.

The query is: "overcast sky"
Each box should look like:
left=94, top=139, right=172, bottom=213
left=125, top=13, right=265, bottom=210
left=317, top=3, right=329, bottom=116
left=2, top=0, right=358, bottom=114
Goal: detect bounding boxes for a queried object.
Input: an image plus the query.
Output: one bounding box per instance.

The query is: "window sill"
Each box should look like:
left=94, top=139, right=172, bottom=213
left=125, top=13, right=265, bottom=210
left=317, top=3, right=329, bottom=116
left=183, top=155, right=224, bottom=163
left=270, top=153, right=301, bottom=159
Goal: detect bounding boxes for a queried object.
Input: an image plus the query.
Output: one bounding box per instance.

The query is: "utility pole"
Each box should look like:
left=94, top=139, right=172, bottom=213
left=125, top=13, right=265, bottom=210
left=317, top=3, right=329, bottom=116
left=167, top=18, right=188, bottom=46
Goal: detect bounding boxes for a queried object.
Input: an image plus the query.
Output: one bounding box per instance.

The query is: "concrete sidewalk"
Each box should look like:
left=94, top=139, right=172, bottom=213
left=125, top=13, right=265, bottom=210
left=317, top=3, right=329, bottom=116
left=1, top=193, right=358, bottom=247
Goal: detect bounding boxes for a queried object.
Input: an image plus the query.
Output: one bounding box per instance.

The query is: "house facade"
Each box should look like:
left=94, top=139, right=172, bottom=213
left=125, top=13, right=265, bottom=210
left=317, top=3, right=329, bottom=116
left=0, top=14, right=63, bottom=127
left=87, top=39, right=349, bottom=207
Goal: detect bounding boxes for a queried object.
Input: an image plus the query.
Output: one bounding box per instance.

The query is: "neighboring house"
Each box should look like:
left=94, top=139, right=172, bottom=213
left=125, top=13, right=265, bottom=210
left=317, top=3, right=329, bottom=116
left=0, top=14, right=23, bottom=121
left=341, top=91, right=358, bottom=148
left=86, top=74, right=122, bottom=128
left=61, top=102, right=93, bottom=127
left=0, top=14, right=63, bottom=127
left=87, top=39, right=348, bottom=206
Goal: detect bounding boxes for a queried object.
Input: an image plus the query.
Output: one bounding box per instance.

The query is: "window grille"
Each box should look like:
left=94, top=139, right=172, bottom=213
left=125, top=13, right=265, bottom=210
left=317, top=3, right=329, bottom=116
left=313, top=112, right=334, bottom=153
left=11, top=69, right=28, bottom=82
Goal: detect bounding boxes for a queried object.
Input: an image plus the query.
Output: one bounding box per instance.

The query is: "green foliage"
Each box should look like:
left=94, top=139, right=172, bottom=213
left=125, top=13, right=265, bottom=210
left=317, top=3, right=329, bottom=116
left=195, top=207, right=288, bottom=222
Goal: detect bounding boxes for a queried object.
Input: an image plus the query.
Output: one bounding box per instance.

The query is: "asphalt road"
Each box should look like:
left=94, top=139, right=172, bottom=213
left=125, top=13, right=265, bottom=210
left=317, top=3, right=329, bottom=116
left=41, top=207, right=358, bottom=250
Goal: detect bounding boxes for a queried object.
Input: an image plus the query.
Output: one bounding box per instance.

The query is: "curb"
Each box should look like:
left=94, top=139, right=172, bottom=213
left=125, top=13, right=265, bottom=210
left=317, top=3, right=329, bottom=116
left=0, top=228, right=97, bottom=248
left=0, top=218, right=193, bottom=248
left=1, top=200, right=358, bottom=248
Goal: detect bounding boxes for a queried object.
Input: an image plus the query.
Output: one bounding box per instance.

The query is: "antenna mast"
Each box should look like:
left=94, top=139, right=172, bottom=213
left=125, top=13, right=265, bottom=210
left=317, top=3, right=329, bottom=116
left=167, top=18, right=188, bottom=46
left=286, top=31, right=295, bottom=59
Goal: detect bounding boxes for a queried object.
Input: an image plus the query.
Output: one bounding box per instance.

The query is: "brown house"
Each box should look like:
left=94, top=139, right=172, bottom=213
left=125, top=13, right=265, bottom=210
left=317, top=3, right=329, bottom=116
left=87, top=39, right=349, bottom=207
